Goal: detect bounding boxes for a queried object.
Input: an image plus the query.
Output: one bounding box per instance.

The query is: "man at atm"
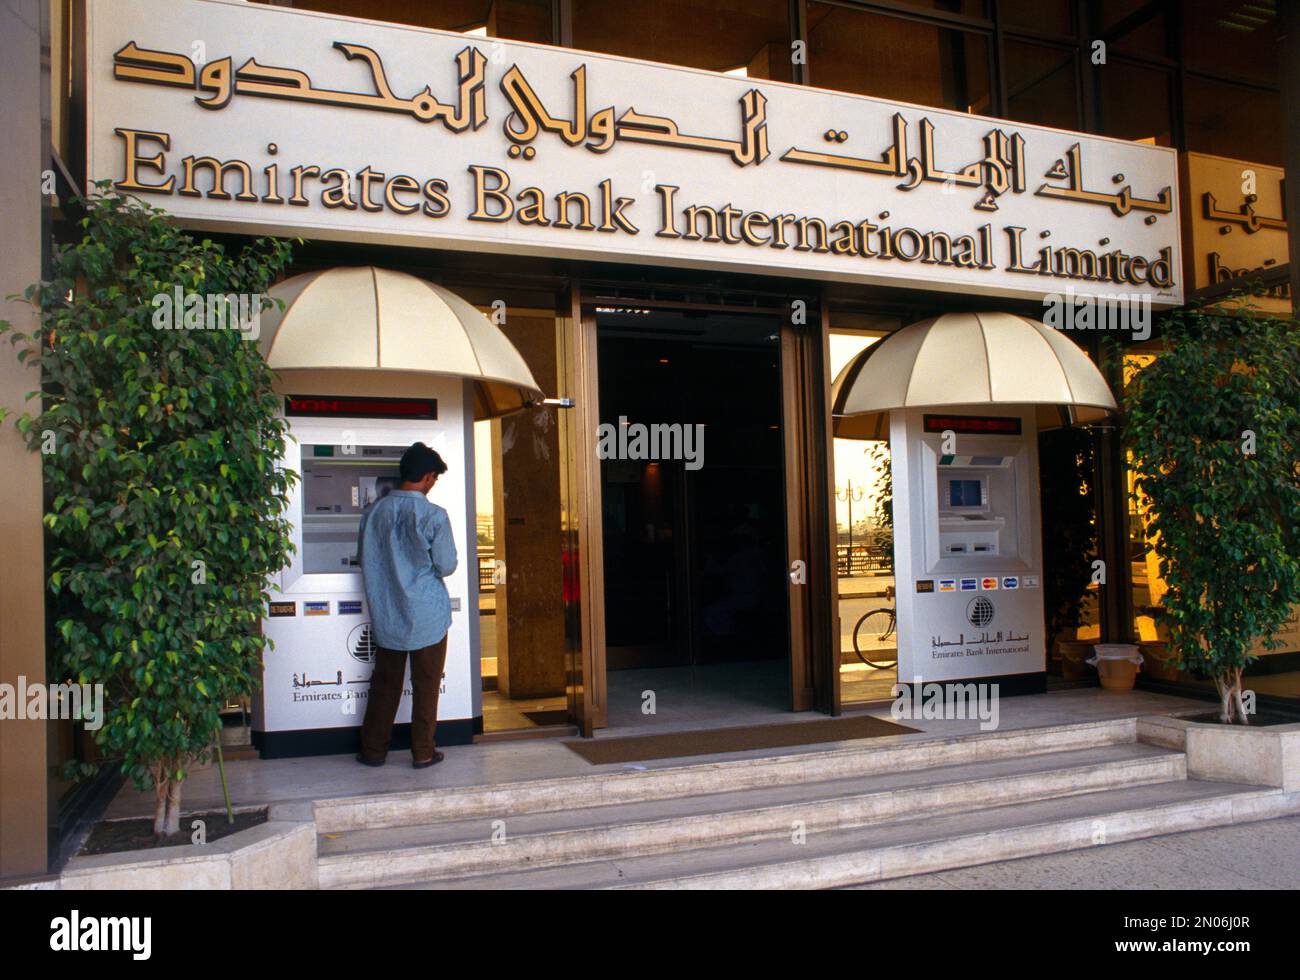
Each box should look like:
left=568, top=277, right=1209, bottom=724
left=354, top=442, right=458, bottom=769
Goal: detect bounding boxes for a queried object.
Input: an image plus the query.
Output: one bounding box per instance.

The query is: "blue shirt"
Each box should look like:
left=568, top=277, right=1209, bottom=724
left=357, top=490, right=458, bottom=650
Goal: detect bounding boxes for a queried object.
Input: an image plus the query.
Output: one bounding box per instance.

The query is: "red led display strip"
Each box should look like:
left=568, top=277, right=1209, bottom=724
left=923, top=414, right=1021, bottom=435
left=286, top=395, right=438, bottom=420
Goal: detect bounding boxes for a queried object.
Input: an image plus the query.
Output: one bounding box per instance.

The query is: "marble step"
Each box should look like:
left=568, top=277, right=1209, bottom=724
left=318, top=741, right=1182, bottom=889
left=314, top=717, right=1138, bottom=835
left=386, top=779, right=1300, bottom=890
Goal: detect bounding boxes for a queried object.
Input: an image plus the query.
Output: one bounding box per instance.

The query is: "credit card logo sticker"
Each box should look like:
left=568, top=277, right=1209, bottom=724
left=1002, top=577, right=1019, bottom=590
left=304, top=601, right=330, bottom=616
left=981, top=577, right=999, bottom=590
left=268, top=601, right=295, bottom=617
left=338, top=600, right=363, bottom=615
left=916, top=580, right=935, bottom=594
left=938, top=579, right=957, bottom=592
left=959, top=578, right=978, bottom=591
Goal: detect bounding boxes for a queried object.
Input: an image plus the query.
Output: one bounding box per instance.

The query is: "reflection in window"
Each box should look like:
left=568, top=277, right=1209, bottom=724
left=1004, top=41, right=1078, bottom=130
left=999, top=0, right=1072, bottom=37
left=1182, top=0, right=1280, bottom=87
left=807, top=4, right=991, bottom=113
left=572, top=0, right=793, bottom=79
left=264, top=0, right=554, bottom=42
left=1183, top=76, right=1283, bottom=166
left=1099, top=60, right=1172, bottom=145
left=829, top=327, right=903, bottom=705
left=467, top=299, right=578, bottom=732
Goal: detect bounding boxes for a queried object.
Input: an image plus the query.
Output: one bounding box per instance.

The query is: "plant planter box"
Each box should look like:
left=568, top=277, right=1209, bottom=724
left=52, top=803, right=317, bottom=890
left=1139, top=715, right=1300, bottom=791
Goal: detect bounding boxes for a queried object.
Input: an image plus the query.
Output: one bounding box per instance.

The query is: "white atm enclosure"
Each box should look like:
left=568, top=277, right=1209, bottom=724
left=890, top=406, right=1046, bottom=688
left=252, top=377, right=480, bottom=757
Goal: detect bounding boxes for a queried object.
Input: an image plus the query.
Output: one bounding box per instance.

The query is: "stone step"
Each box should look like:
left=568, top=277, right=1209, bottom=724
left=318, top=741, right=1182, bottom=889
left=314, top=717, right=1137, bottom=835
left=384, top=780, right=1300, bottom=890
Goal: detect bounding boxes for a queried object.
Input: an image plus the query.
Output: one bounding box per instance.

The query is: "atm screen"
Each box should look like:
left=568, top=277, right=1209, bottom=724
left=948, top=479, right=984, bottom=508
left=300, top=444, right=405, bottom=573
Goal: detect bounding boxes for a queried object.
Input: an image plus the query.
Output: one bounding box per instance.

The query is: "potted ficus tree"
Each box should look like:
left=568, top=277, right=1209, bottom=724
left=1122, top=300, right=1300, bottom=723
left=1, top=185, right=297, bottom=835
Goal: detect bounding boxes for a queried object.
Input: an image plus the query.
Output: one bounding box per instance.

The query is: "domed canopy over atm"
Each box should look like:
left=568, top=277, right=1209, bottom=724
left=831, top=312, right=1117, bottom=692
left=257, top=265, right=542, bottom=419
left=251, top=266, right=541, bottom=757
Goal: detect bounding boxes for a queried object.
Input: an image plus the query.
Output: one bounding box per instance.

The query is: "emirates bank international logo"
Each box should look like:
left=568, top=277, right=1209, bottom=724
left=347, top=623, right=377, bottom=664
left=966, top=596, right=995, bottom=629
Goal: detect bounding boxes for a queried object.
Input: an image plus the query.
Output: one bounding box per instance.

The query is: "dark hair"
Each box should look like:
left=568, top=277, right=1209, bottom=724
left=400, top=442, right=448, bottom=482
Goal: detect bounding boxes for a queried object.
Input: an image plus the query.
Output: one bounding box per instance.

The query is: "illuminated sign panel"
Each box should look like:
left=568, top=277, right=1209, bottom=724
left=86, top=0, right=1182, bottom=304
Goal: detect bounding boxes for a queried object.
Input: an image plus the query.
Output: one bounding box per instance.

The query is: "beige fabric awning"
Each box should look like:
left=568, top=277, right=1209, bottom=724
left=831, top=311, right=1118, bottom=440
left=257, top=266, right=543, bottom=419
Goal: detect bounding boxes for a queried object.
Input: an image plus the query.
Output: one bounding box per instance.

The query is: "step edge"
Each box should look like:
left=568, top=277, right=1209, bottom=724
left=315, top=718, right=1139, bottom=832
left=316, top=756, right=1187, bottom=888
left=612, top=786, right=1298, bottom=890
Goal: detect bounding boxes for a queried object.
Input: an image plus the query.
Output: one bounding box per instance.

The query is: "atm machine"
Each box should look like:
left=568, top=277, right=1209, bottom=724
left=251, top=378, right=480, bottom=757
left=890, top=407, right=1046, bottom=688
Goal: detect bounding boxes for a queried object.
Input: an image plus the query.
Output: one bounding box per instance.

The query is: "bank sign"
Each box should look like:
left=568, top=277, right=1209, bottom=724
left=86, top=0, right=1183, bottom=304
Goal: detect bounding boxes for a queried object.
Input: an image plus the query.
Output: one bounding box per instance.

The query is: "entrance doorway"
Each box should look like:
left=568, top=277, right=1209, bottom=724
left=596, top=310, right=791, bottom=728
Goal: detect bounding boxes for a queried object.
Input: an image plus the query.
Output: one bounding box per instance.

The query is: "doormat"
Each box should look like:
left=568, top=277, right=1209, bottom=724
left=522, top=709, right=571, bottom=727
left=562, top=715, right=917, bottom=765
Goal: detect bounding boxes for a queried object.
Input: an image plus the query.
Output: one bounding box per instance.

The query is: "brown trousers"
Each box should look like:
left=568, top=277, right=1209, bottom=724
left=359, top=636, right=449, bottom=762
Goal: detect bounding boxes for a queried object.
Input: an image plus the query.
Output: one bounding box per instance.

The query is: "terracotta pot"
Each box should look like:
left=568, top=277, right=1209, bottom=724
left=1058, top=640, right=1094, bottom=680
left=1090, top=644, right=1142, bottom=691
left=1095, top=657, right=1139, bottom=691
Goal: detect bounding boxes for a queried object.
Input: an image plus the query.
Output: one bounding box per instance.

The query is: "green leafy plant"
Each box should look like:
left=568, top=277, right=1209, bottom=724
left=1039, top=425, right=1097, bottom=647
left=0, top=184, right=296, bottom=834
left=1123, top=301, right=1300, bottom=723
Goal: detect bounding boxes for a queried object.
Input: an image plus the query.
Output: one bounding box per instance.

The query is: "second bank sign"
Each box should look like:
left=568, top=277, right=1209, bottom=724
left=87, top=0, right=1183, bottom=304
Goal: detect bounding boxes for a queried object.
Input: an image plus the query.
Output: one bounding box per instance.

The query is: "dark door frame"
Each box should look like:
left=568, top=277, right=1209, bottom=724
left=569, top=282, right=839, bottom=727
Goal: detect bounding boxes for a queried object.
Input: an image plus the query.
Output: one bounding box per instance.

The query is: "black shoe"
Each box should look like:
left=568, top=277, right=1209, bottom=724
left=412, top=750, right=445, bottom=769
left=355, top=752, right=385, bottom=767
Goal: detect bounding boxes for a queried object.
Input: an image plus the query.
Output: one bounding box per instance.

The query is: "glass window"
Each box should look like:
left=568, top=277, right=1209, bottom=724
left=263, top=0, right=554, bottom=43
left=1183, top=76, right=1283, bottom=166
left=808, top=4, right=991, bottom=113
left=828, top=322, right=904, bottom=705
left=1111, top=12, right=1169, bottom=59
left=1182, top=0, right=1280, bottom=86
left=999, top=0, right=1072, bottom=37
left=463, top=292, right=581, bottom=733
left=1098, top=0, right=1152, bottom=31
left=1098, top=60, right=1172, bottom=145
left=1004, top=41, right=1078, bottom=130
left=572, top=0, right=794, bottom=80
left=890, top=0, right=988, bottom=15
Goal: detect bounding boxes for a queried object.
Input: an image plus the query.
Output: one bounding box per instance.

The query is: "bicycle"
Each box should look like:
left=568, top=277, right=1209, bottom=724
left=852, top=585, right=897, bottom=669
